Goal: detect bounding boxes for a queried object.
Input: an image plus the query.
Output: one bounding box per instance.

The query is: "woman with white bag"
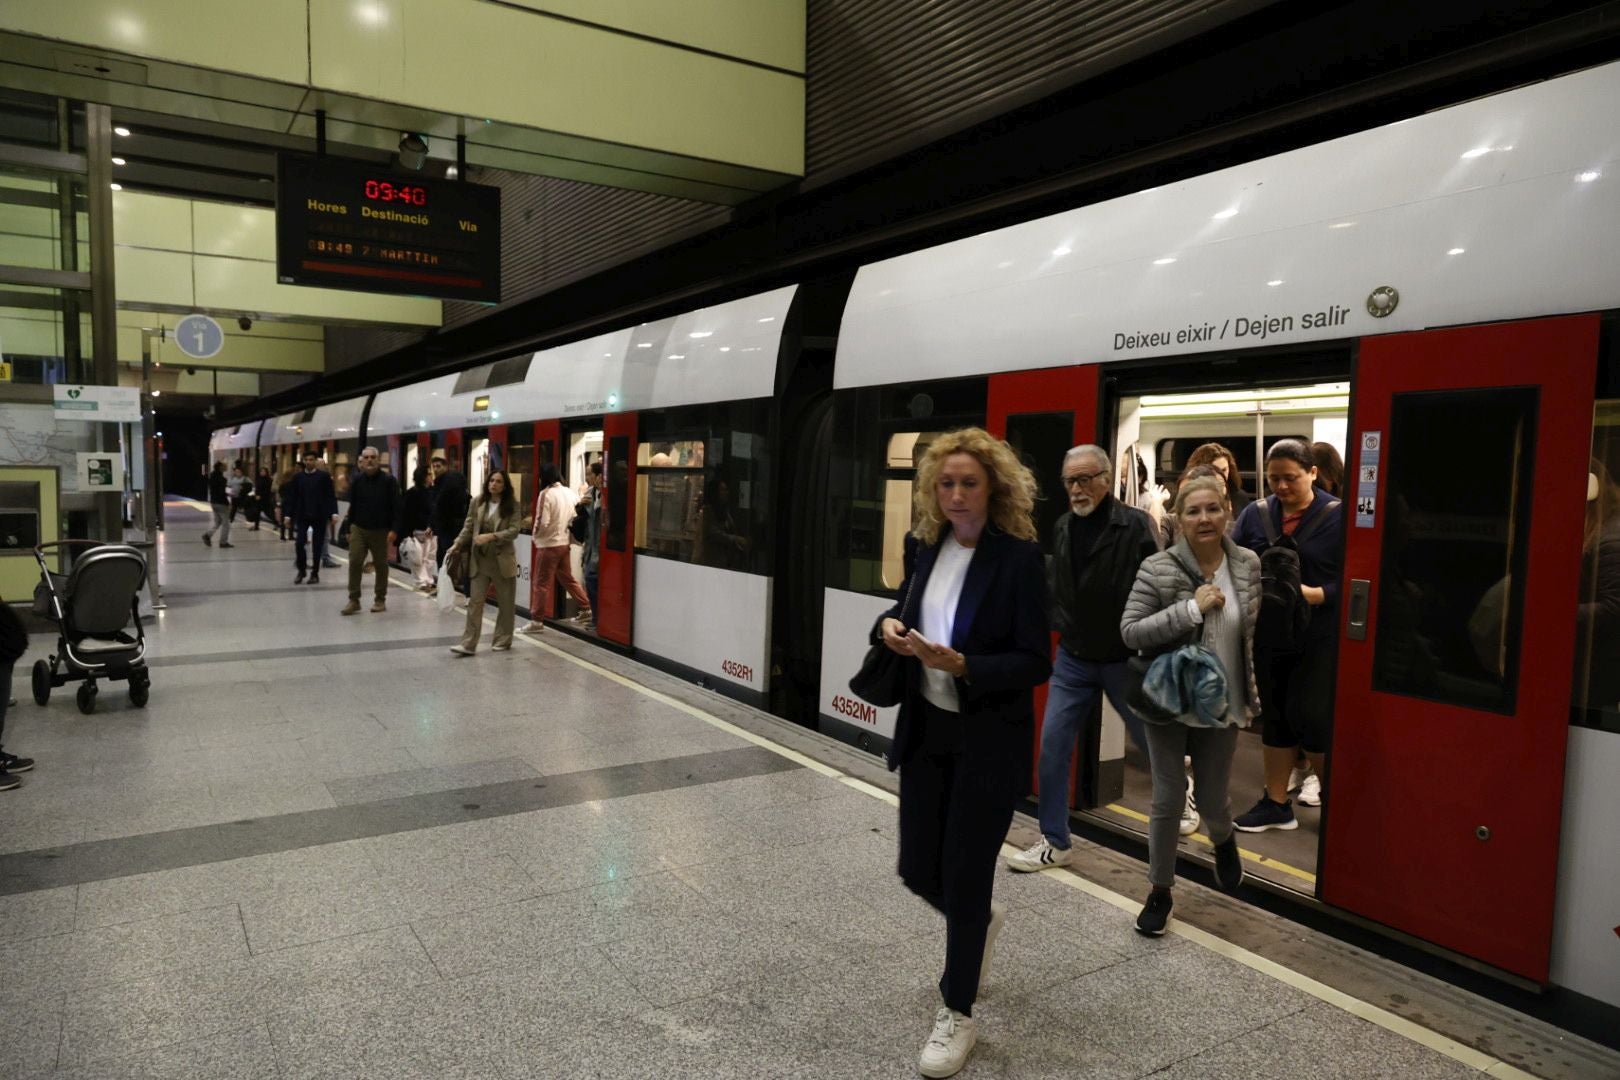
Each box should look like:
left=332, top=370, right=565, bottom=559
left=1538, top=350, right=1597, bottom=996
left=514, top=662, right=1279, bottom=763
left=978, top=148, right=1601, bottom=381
left=399, top=465, right=438, bottom=591
left=444, top=469, right=522, bottom=655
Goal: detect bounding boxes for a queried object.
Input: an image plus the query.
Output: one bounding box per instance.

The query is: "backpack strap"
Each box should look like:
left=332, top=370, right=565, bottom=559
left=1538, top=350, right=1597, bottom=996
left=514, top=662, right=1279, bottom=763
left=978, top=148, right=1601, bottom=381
left=1292, top=497, right=1343, bottom=545
left=1258, top=496, right=1281, bottom=545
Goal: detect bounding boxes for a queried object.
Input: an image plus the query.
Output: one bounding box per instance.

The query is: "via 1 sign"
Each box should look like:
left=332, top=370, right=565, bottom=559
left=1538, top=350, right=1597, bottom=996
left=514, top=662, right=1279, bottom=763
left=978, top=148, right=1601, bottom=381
left=174, top=314, right=224, bottom=360
left=53, top=384, right=142, bottom=423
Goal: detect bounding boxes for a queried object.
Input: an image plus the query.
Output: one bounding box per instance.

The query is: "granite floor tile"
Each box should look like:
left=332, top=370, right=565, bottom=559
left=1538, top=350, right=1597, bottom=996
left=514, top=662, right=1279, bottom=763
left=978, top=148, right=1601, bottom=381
left=8, top=902, right=249, bottom=999
left=324, top=756, right=541, bottom=805
left=57, top=1021, right=281, bottom=1080
left=0, top=884, right=77, bottom=944
left=0, top=990, right=63, bottom=1079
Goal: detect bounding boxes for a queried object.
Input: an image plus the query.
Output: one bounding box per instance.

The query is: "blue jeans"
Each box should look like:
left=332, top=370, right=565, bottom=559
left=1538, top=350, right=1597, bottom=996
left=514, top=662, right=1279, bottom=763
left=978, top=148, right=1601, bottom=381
left=1037, top=650, right=1145, bottom=848
left=584, top=565, right=598, bottom=614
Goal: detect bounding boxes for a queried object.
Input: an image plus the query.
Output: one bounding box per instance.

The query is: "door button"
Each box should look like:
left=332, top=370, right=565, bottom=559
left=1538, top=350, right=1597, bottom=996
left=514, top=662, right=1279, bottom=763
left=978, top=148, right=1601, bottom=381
left=1476, top=826, right=1491, bottom=841
left=1347, top=579, right=1371, bottom=641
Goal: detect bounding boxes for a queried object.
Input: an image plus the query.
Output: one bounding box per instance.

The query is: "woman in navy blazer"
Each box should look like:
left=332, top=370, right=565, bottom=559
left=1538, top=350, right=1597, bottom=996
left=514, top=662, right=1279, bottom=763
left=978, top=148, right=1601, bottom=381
left=873, top=427, right=1051, bottom=1078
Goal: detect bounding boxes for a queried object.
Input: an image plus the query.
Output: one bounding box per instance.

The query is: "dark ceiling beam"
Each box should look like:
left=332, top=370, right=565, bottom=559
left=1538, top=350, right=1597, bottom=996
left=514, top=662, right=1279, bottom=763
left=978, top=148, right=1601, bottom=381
left=228, top=0, right=1620, bottom=423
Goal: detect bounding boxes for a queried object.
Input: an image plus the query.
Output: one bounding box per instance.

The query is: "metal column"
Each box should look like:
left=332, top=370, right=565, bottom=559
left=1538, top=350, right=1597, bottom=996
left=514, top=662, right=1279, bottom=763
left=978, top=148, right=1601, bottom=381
left=85, top=102, right=122, bottom=544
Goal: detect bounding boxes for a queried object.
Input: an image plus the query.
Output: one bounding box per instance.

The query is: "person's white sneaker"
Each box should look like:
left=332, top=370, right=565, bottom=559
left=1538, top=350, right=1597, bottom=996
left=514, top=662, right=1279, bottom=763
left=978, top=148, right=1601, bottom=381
left=1296, top=772, right=1322, bottom=807
left=918, top=1007, right=976, bottom=1078
left=449, top=645, right=475, bottom=656
left=1180, top=784, right=1200, bottom=836
left=978, top=903, right=1006, bottom=998
left=518, top=621, right=545, bottom=634
left=1288, top=765, right=1310, bottom=793
left=1006, top=838, right=1070, bottom=873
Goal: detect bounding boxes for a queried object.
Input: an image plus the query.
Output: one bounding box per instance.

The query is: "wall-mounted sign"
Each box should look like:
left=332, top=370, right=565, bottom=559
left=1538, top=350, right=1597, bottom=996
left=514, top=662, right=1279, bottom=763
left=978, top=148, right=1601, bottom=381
left=53, top=384, right=141, bottom=423
left=275, top=153, right=501, bottom=303
left=77, top=452, right=125, bottom=491
left=174, top=314, right=224, bottom=360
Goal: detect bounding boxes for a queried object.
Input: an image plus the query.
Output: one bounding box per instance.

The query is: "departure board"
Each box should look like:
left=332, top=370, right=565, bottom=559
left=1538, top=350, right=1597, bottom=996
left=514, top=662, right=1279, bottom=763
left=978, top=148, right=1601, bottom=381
left=275, top=153, right=501, bottom=303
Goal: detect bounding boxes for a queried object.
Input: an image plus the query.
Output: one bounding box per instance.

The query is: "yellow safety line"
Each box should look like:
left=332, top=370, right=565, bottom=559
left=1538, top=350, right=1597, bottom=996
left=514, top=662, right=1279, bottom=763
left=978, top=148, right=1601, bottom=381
left=1103, top=802, right=1319, bottom=885
left=361, top=554, right=1536, bottom=1078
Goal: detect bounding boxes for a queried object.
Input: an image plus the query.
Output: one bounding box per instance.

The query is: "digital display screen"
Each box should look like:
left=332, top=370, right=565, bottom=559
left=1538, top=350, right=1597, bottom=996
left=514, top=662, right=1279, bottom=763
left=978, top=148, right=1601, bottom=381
left=276, top=153, right=501, bottom=303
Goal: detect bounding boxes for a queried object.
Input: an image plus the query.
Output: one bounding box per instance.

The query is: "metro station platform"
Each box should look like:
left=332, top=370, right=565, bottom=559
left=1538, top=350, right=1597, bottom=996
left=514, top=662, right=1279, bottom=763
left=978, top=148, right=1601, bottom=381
left=1, top=503, right=1616, bottom=1080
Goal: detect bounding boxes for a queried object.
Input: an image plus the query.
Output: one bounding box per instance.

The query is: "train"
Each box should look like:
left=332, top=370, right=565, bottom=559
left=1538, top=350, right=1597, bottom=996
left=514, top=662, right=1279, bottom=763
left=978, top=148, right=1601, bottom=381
left=214, top=57, right=1620, bottom=1016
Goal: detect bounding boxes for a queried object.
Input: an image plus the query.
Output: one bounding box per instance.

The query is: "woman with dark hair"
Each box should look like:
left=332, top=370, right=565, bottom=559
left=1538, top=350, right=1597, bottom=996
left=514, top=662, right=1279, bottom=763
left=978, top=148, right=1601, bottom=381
left=399, top=464, right=438, bottom=591
left=1231, top=439, right=1343, bottom=831
left=1184, top=442, right=1250, bottom=513
left=874, top=426, right=1050, bottom=1077
left=1311, top=441, right=1345, bottom=497
left=446, top=469, right=521, bottom=655
left=252, top=466, right=275, bottom=530
left=521, top=461, right=591, bottom=633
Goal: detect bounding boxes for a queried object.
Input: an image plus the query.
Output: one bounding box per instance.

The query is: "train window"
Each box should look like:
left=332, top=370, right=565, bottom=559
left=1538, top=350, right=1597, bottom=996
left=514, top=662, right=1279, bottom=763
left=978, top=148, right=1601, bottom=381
left=507, top=433, right=534, bottom=519
left=1372, top=387, right=1535, bottom=714
left=635, top=402, right=772, bottom=574
left=1572, top=398, right=1620, bottom=733
left=880, top=431, right=944, bottom=589
left=1003, top=413, right=1072, bottom=548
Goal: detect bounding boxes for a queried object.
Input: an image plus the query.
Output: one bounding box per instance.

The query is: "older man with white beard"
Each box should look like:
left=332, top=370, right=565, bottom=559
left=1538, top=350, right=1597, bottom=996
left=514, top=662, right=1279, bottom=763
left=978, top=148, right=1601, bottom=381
left=1008, top=445, right=1164, bottom=872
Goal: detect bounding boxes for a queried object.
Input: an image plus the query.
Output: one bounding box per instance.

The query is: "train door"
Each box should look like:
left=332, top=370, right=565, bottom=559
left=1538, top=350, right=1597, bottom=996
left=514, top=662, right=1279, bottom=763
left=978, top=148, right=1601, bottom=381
left=1322, top=315, right=1599, bottom=982
left=985, top=366, right=1100, bottom=799
left=595, top=412, right=637, bottom=645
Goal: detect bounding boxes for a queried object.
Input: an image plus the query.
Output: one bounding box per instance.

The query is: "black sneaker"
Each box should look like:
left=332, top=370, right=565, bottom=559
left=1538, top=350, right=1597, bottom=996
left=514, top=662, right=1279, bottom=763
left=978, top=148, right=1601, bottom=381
left=202, top=534, right=212, bottom=546
left=220, top=542, right=235, bottom=549
left=0, top=752, right=34, bottom=773
left=1234, top=794, right=1298, bottom=833
left=1135, top=888, right=1173, bottom=936
left=0, top=771, right=18, bottom=792
left=308, top=573, right=319, bottom=585
left=294, top=571, right=306, bottom=584
left=1213, top=836, right=1244, bottom=892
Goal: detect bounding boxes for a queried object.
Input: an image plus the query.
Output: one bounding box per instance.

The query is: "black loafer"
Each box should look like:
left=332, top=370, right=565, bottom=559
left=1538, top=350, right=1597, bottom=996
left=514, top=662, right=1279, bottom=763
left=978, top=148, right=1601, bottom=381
left=1213, top=836, right=1244, bottom=892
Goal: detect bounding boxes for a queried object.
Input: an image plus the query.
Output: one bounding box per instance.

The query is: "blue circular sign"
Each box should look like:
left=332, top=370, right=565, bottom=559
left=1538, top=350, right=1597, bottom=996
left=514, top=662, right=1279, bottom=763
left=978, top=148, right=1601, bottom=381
left=174, top=314, right=224, bottom=360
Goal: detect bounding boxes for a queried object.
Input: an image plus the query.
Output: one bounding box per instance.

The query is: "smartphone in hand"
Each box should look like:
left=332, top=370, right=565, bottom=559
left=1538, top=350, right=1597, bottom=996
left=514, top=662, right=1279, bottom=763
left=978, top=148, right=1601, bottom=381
left=906, top=628, right=940, bottom=652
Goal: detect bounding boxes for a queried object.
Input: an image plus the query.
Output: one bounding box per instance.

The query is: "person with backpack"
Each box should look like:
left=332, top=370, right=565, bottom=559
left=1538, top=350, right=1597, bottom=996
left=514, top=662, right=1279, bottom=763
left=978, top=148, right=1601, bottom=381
left=520, top=463, right=591, bottom=633
left=1230, top=439, right=1344, bottom=832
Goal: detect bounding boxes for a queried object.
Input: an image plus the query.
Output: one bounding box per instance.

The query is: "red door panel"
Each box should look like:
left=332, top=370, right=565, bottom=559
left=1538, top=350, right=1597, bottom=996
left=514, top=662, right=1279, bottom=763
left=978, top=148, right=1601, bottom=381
left=1323, top=315, right=1598, bottom=981
left=986, top=364, right=1101, bottom=799
left=595, top=412, right=637, bottom=646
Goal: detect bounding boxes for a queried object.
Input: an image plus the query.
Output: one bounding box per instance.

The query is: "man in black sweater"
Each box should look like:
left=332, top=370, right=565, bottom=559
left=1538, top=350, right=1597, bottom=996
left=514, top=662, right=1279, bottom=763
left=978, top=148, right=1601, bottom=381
left=341, top=446, right=400, bottom=615
left=288, top=449, right=338, bottom=584
left=202, top=461, right=234, bottom=548
left=1009, top=444, right=1162, bottom=873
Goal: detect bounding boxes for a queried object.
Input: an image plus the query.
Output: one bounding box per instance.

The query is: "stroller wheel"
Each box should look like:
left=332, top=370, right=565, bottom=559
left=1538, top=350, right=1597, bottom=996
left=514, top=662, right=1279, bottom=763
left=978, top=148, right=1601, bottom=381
left=76, top=682, right=97, bottom=715
left=129, top=679, right=149, bottom=708
left=31, top=659, right=51, bottom=706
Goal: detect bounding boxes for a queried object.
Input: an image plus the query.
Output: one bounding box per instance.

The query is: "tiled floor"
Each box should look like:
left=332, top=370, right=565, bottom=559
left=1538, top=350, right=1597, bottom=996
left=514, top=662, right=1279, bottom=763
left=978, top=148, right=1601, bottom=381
left=0, top=505, right=1521, bottom=1077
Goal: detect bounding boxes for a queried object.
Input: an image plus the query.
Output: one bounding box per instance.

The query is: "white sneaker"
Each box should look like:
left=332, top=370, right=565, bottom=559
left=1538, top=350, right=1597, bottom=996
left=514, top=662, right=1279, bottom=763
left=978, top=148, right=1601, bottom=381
left=1288, top=765, right=1309, bottom=793
left=1179, top=791, right=1200, bottom=837
left=978, top=903, right=1006, bottom=998
left=449, top=645, right=475, bottom=656
left=1297, top=772, right=1322, bottom=807
left=918, top=1007, right=976, bottom=1078
left=1006, top=839, right=1070, bottom=873
left=518, top=621, right=545, bottom=634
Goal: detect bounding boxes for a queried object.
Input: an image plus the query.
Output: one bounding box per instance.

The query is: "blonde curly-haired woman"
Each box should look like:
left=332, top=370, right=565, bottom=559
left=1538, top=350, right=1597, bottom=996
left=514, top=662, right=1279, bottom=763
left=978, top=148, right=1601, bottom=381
left=873, top=427, right=1051, bottom=1078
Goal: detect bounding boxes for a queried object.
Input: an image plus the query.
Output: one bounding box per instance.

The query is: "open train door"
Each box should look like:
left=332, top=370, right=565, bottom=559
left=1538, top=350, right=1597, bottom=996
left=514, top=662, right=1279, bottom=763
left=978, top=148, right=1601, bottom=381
left=985, top=365, right=1100, bottom=799
left=595, top=411, right=638, bottom=646
left=1322, top=315, right=1598, bottom=981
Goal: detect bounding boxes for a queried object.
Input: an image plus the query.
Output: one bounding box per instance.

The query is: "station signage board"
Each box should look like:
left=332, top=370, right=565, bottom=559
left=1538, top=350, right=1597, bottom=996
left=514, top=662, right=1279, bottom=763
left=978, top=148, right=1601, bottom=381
left=53, top=384, right=142, bottom=423
left=275, top=153, right=501, bottom=303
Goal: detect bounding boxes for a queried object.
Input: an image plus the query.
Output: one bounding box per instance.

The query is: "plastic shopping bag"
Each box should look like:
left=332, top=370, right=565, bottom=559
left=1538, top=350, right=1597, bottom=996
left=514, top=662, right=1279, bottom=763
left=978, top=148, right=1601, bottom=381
left=435, top=561, right=456, bottom=613
left=399, top=535, right=421, bottom=572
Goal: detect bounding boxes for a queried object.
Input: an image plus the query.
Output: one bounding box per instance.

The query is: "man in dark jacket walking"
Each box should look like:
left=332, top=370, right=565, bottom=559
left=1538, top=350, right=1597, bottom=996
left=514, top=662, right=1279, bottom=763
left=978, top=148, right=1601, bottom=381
left=1009, top=445, right=1162, bottom=872
left=202, top=461, right=234, bottom=548
left=427, top=454, right=469, bottom=591
left=288, top=449, right=338, bottom=585
left=341, top=446, right=400, bottom=615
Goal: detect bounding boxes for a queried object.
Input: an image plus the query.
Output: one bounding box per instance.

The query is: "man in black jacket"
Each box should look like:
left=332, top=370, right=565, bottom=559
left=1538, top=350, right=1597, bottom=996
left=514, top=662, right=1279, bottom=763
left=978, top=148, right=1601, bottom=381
left=202, top=461, right=234, bottom=548
left=427, top=455, right=469, bottom=592
left=288, top=449, right=338, bottom=585
left=1009, top=445, right=1162, bottom=872
left=341, top=446, right=400, bottom=615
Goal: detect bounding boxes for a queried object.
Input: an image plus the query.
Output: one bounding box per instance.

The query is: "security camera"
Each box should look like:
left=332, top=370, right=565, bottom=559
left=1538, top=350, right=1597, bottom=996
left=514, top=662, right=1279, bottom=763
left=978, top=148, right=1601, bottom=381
left=186, top=366, right=197, bottom=375
left=397, top=133, right=428, bottom=171
left=238, top=316, right=253, bottom=331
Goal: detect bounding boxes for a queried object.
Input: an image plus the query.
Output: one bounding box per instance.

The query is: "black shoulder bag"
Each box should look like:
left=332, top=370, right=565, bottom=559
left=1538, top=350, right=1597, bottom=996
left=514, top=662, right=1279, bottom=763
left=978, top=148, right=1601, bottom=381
left=848, top=574, right=918, bottom=708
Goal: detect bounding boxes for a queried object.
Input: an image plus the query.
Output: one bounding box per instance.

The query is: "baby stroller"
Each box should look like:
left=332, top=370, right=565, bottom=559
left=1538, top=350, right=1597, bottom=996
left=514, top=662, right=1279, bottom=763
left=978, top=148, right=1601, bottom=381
left=30, top=540, right=151, bottom=714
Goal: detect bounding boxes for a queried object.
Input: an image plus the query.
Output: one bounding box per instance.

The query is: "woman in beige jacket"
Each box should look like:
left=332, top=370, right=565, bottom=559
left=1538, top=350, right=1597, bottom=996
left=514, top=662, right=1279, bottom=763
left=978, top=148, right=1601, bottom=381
left=447, top=469, right=523, bottom=655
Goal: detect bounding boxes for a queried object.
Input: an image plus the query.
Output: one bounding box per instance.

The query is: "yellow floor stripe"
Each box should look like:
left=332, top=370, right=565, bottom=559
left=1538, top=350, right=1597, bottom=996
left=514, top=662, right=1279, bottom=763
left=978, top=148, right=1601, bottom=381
left=1103, top=802, right=1319, bottom=885
left=364, top=555, right=1533, bottom=1077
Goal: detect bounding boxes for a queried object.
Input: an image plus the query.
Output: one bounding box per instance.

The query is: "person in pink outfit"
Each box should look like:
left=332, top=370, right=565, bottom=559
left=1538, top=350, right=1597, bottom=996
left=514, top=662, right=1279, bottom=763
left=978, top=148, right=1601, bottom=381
left=520, top=462, right=591, bottom=633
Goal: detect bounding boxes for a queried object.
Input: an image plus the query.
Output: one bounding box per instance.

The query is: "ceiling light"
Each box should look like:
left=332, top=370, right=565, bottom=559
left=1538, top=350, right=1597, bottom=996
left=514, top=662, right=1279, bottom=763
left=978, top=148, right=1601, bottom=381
left=114, top=126, right=130, bottom=137
left=1329, top=222, right=1356, bottom=229
left=111, top=157, right=126, bottom=166
left=636, top=342, right=652, bottom=348
left=1267, top=280, right=1284, bottom=287
left=719, top=346, right=731, bottom=352
left=1578, top=170, right=1601, bottom=183
left=1153, top=257, right=1176, bottom=266
left=757, top=316, right=775, bottom=323
left=1447, top=247, right=1466, bottom=255
left=1461, top=147, right=1492, bottom=159
left=1212, top=207, right=1239, bottom=220
left=688, top=331, right=713, bottom=338
left=397, top=132, right=428, bottom=171
left=667, top=354, right=685, bottom=360
left=418, top=420, right=427, bottom=428
left=109, top=183, right=122, bottom=191
left=1051, top=246, right=1072, bottom=257
left=150, top=390, right=161, bottom=397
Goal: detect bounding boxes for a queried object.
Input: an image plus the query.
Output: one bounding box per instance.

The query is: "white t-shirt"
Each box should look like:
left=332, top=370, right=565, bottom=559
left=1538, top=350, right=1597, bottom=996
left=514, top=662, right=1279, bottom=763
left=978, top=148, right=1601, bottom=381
left=919, top=535, right=974, bottom=712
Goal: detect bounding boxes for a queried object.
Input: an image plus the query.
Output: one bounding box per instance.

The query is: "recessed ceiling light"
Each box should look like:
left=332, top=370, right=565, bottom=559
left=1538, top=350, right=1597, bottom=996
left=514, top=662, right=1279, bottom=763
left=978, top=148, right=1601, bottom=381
left=1212, top=207, right=1239, bottom=220
left=1051, top=246, right=1071, bottom=257
left=1153, top=257, right=1176, bottom=266
left=111, top=157, right=125, bottom=166
left=109, top=183, right=121, bottom=190
left=1329, top=222, right=1356, bottom=229
left=757, top=316, right=775, bottom=323
left=719, top=346, right=731, bottom=352
left=636, top=342, right=652, bottom=348
left=113, top=126, right=130, bottom=137
left=1578, top=170, right=1601, bottom=183
left=1267, top=280, right=1284, bottom=287
left=1461, top=147, right=1492, bottom=159
left=1447, top=247, right=1466, bottom=255
left=667, top=354, right=685, bottom=360
left=688, top=330, right=713, bottom=338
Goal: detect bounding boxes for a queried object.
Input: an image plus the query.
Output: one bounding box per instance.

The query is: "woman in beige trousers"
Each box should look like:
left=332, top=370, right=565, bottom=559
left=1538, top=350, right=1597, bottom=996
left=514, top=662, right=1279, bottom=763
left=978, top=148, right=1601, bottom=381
left=446, top=469, right=523, bottom=655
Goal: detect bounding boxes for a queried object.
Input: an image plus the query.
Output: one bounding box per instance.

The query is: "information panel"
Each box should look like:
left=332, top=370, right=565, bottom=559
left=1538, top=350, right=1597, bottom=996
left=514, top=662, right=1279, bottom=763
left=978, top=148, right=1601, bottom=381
left=275, top=153, right=501, bottom=303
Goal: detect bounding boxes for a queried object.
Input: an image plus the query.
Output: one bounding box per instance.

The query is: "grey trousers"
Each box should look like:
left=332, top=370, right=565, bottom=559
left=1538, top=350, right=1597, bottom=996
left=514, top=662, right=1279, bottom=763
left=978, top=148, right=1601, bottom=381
left=205, top=504, right=231, bottom=544
left=1143, top=721, right=1240, bottom=888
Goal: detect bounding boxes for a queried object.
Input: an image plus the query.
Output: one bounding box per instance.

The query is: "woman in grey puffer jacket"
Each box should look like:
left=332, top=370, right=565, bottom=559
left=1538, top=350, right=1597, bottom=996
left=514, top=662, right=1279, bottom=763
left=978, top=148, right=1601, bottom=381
left=1120, top=475, right=1261, bottom=936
